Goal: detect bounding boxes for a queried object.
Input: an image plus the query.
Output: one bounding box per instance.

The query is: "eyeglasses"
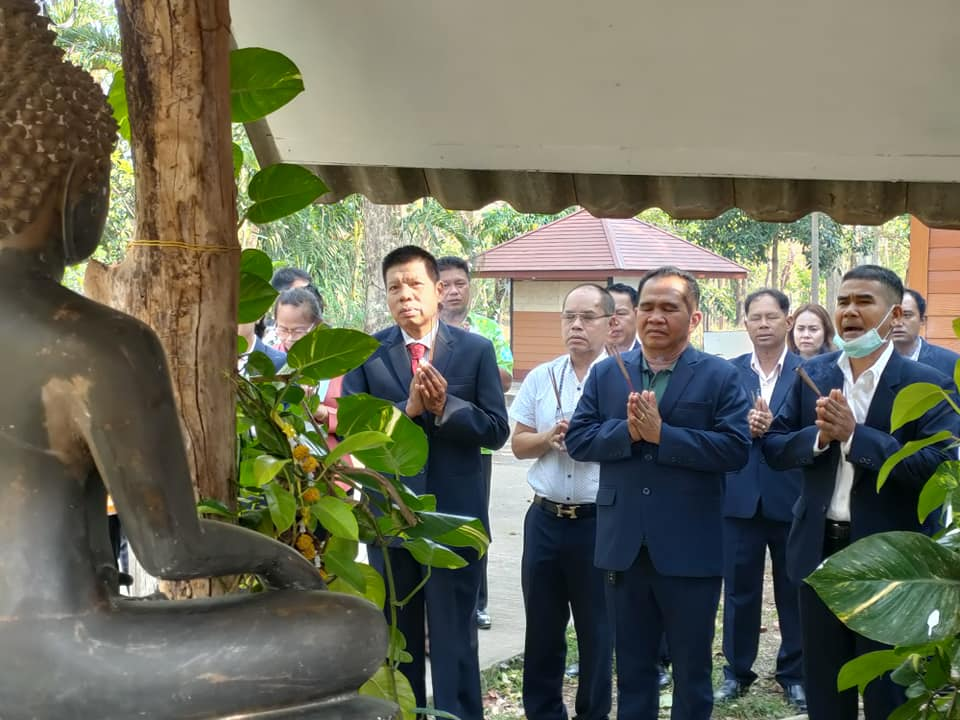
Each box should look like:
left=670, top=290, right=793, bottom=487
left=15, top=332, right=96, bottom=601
left=561, top=312, right=612, bottom=324
left=275, top=324, right=315, bottom=340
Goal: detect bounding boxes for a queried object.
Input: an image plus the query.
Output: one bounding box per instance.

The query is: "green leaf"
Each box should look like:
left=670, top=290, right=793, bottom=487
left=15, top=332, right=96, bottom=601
left=891, top=383, right=950, bottom=432
left=238, top=271, right=279, bottom=323
left=232, top=142, right=244, bottom=179
left=324, top=549, right=366, bottom=592
left=286, top=326, right=380, bottom=382
left=337, top=394, right=429, bottom=476
left=359, top=665, right=415, bottom=720
left=888, top=695, right=927, bottom=720
left=328, top=562, right=386, bottom=609
left=240, top=248, right=274, bottom=283
left=876, top=431, right=953, bottom=491
left=314, top=496, right=359, bottom=540
left=405, top=512, right=489, bottom=557
left=838, top=649, right=905, bottom=693
left=196, top=498, right=234, bottom=519
left=917, top=462, right=960, bottom=523
left=279, top=384, right=306, bottom=405
left=245, top=351, right=278, bottom=379
left=807, top=531, right=960, bottom=646
left=230, top=47, right=305, bottom=123
left=322, top=430, right=392, bottom=468
left=245, top=164, right=329, bottom=225
left=401, top=538, right=467, bottom=570
left=252, top=455, right=290, bottom=487
left=953, top=318, right=960, bottom=341
left=107, top=69, right=130, bottom=141
left=262, top=481, right=297, bottom=533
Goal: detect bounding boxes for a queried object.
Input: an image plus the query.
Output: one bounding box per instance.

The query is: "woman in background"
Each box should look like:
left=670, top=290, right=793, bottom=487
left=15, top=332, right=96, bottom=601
left=787, top=303, right=836, bottom=359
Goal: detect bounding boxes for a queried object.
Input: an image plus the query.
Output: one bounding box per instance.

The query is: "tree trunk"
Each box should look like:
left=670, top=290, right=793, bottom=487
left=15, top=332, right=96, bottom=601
left=84, top=0, right=238, bottom=596
left=770, top=236, right=780, bottom=291
left=361, top=198, right=401, bottom=334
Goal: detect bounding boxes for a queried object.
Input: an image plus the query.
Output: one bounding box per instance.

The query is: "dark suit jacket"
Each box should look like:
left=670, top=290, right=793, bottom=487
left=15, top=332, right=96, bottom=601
left=566, top=345, right=752, bottom=577
left=254, top=337, right=287, bottom=372
left=722, top=351, right=804, bottom=522
left=917, top=339, right=960, bottom=381
left=342, top=322, right=509, bottom=531
left=763, top=349, right=956, bottom=583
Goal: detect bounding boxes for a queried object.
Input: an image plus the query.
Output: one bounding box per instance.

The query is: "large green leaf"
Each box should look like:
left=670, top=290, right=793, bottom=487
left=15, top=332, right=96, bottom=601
left=197, top=498, right=234, bottom=519
left=245, top=164, right=330, bottom=225
left=891, top=383, right=950, bottom=432
left=404, top=512, right=489, bottom=557
left=230, top=47, right=305, bottom=123
left=876, top=431, right=953, bottom=491
left=359, top=665, right=413, bottom=720
left=245, top=351, right=278, bottom=379
left=262, top=481, right=297, bottom=533
left=337, top=394, right=429, bottom=476
left=322, top=431, right=392, bottom=468
left=286, top=326, right=379, bottom=382
left=917, top=462, right=960, bottom=523
left=238, top=271, right=278, bottom=323
left=107, top=69, right=130, bottom=141
left=240, top=248, right=274, bottom=283
left=807, top=531, right=960, bottom=646
left=838, top=649, right=906, bottom=694
left=314, top=496, right=359, bottom=540
left=328, top=561, right=385, bottom=609
left=401, top=538, right=467, bottom=570
left=252, top=455, right=289, bottom=487
left=323, top=540, right=366, bottom=592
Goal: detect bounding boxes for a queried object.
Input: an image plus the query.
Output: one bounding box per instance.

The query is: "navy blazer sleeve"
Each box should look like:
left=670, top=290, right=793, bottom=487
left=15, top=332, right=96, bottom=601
left=565, top=363, right=633, bottom=463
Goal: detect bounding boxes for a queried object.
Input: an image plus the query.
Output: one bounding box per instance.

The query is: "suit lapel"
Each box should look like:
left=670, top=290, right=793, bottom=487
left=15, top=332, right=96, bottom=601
left=770, top=352, right=800, bottom=414
left=431, top=322, right=455, bottom=377
left=386, top=326, right=414, bottom=389
left=865, top=350, right=903, bottom=433
left=656, top=345, right=697, bottom=418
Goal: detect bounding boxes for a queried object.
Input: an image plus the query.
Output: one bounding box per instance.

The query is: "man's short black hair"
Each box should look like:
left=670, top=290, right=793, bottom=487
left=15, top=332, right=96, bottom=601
left=637, top=266, right=701, bottom=311
left=276, top=287, right=322, bottom=324
left=271, top=267, right=312, bottom=292
left=744, top=288, right=790, bottom=316
left=382, top=245, right=440, bottom=283
left=607, top=282, right=638, bottom=307
left=904, top=288, right=927, bottom=319
left=437, top=256, right=470, bottom=277
left=841, top=265, right=904, bottom=306
left=563, top=283, right=615, bottom=315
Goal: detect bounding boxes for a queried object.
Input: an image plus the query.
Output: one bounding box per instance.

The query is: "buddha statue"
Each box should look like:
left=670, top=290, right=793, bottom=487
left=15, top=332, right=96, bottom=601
left=0, top=2, right=392, bottom=717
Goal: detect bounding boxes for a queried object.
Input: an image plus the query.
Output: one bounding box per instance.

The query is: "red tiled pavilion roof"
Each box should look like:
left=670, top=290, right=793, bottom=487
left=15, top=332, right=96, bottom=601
left=472, top=208, right=747, bottom=280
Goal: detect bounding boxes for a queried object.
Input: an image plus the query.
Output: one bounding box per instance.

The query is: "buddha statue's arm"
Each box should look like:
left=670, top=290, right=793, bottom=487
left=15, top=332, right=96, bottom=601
left=81, top=318, right=324, bottom=591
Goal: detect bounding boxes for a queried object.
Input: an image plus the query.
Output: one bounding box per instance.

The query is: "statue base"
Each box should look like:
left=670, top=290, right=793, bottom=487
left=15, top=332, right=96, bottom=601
left=218, top=694, right=399, bottom=719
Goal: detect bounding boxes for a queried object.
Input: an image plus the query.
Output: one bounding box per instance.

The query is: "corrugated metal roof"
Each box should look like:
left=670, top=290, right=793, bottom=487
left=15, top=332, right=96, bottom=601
left=471, top=209, right=747, bottom=279
left=302, top=163, right=960, bottom=228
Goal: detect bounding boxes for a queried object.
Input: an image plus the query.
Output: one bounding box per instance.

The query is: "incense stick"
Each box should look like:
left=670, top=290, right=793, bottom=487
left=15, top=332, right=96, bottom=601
left=795, top=366, right=823, bottom=397
left=548, top=365, right=563, bottom=410
left=606, top=344, right=636, bottom=393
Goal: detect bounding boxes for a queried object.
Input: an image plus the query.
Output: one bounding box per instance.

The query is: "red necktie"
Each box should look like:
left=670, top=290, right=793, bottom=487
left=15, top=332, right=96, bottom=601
left=408, top=342, right=427, bottom=374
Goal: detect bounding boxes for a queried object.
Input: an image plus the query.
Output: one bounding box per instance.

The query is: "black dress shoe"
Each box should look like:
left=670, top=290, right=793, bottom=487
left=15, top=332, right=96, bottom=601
left=782, top=683, right=807, bottom=712
left=657, top=664, right=671, bottom=689
left=713, top=677, right=749, bottom=703
left=476, top=609, right=492, bottom=629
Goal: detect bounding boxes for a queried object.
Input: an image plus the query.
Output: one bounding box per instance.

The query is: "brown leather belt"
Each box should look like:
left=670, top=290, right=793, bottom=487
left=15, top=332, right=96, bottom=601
left=533, top=495, right=596, bottom=519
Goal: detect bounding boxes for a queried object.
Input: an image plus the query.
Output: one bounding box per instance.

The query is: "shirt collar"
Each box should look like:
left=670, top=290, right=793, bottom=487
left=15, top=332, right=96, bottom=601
left=642, top=354, right=679, bottom=374
left=401, top=324, right=438, bottom=349
left=837, top=340, right=895, bottom=386
left=749, top=344, right=789, bottom=379
left=909, top=336, right=924, bottom=362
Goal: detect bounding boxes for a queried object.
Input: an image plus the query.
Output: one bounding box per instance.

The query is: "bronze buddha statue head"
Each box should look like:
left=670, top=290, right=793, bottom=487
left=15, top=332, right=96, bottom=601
left=0, top=0, right=115, bottom=269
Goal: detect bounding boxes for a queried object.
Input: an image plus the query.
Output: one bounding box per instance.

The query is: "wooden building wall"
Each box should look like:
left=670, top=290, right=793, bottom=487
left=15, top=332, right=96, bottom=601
left=908, top=218, right=960, bottom=353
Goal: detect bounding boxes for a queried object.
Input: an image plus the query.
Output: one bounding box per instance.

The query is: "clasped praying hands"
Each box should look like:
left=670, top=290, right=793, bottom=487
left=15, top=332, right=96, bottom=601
left=815, top=388, right=856, bottom=447
left=747, top=396, right=773, bottom=438
left=406, top=360, right=448, bottom=417
left=627, top=390, right=662, bottom=444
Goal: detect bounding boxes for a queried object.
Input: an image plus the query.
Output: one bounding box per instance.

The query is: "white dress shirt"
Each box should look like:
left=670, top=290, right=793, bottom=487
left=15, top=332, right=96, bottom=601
left=815, top=342, right=895, bottom=521
left=750, top=345, right=788, bottom=405
left=509, top=353, right=605, bottom=504
left=908, top=337, right=924, bottom=362
left=401, top=325, right=438, bottom=351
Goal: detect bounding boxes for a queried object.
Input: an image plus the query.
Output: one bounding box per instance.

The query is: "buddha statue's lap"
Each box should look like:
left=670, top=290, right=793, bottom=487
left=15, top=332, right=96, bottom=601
left=0, top=3, right=390, bottom=717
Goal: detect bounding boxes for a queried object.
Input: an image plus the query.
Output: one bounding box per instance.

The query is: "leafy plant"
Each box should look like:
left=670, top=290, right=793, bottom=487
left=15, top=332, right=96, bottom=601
left=226, top=250, right=489, bottom=718
left=806, top=330, right=960, bottom=718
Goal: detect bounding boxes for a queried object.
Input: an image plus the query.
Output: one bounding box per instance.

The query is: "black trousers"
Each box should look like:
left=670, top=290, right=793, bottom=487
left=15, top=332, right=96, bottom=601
left=521, top=502, right=612, bottom=720
left=477, top=452, right=492, bottom=612
left=800, top=534, right=905, bottom=720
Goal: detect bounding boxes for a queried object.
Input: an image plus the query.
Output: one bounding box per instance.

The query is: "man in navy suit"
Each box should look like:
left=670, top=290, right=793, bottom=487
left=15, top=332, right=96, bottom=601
left=343, top=246, right=510, bottom=720
left=892, top=288, right=960, bottom=378
left=715, top=289, right=805, bottom=710
left=566, top=266, right=752, bottom=720
left=763, top=265, right=956, bottom=720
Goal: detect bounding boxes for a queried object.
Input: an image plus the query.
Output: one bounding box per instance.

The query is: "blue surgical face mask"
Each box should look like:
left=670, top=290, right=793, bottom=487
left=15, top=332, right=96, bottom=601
left=832, top=305, right=894, bottom=359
